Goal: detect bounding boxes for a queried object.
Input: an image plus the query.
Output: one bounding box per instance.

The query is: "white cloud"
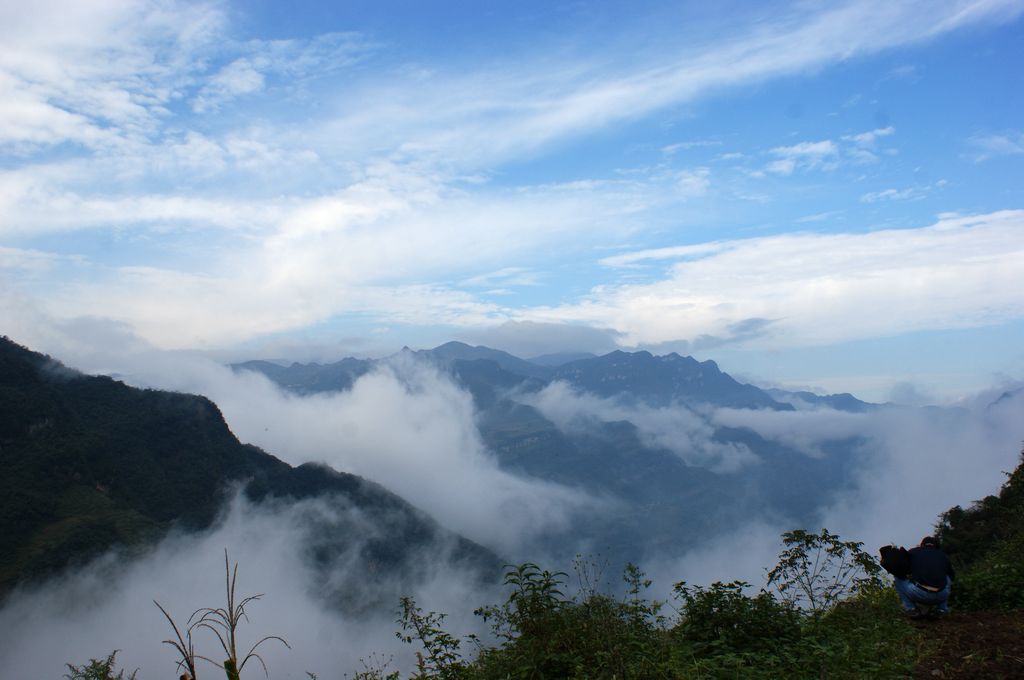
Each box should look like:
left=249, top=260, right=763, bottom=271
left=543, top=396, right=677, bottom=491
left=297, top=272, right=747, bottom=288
left=531, top=210, right=1024, bottom=348
left=0, top=0, right=224, bottom=150
left=712, top=407, right=867, bottom=458
left=524, top=381, right=757, bottom=472
left=822, top=386, right=1024, bottom=546
left=764, top=140, right=839, bottom=175
left=649, top=385, right=1024, bottom=593
left=460, top=267, right=542, bottom=288
left=0, top=494, right=496, bottom=679
left=675, top=167, right=711, bottom=198
left=773, top=140, right=839, bottom=159
left=4, top=161, right=668, bottom=346
left=844, top=126, right=895, bottom=146
left=796, top=211, right=842, bottom=223
left=337, top=1, right=1020, bottom=167
left=662, top=139, right=721, bottom=155
left=600, top=242, right=726, bottom=268
left=1, top=0, right=1022, bottom=352
left=968, top=130, right=1024, bottom=161
left=191, top=32, right=376, bottom=113
left=860, top=187, right=918, bottom=202
left=0, top=246, right=85, bottom=273
left=765, top=157, right=798, bottom=175
left=761, top=127, right=895, bottom=176
left=193, top=57, right=266, bottom=112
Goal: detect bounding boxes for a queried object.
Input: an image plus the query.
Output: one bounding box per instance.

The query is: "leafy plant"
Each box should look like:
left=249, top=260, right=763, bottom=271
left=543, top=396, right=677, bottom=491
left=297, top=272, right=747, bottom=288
left=766, top=528, right=882, bottom=611
left=673, top=580, right=801, bottom=657
left=937, top=447, right=1024, bottom=611
left=395, top=596, right=465, bottom=680
left=475, top=562, right=567, bottom=643
left=64, top=650, right=138, bottom=680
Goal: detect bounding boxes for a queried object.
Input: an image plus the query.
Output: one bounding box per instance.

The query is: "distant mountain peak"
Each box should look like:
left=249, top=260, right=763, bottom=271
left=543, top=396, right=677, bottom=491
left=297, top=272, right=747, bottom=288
left=427, top=342, right=551, bottom=379
left=551, top=348, right=790, bottom=410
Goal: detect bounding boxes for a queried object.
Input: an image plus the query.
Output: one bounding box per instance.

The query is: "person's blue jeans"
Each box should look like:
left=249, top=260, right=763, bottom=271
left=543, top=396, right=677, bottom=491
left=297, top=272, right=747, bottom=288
left=894, top=577, right=951, bottom=613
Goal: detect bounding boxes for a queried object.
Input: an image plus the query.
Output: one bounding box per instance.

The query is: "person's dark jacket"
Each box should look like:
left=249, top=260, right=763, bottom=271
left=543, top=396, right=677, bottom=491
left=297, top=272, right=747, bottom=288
left=908, top=545, right=955, bottom=589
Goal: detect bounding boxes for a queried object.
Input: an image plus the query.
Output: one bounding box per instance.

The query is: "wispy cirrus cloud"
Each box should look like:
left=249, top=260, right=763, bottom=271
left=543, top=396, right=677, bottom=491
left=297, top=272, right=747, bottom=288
left=192, top=32, right=376, bottom=112
left=860, top=179, right=946, bottom=203
left=763, top=140, right=839, bottom=176
left=752, top=126, right=896, bottom=176
left=860, top=187, right=918, bottom=202
left=844, top=126, right=895, bottom=147
left=967, top=130, right=1024, bottom=162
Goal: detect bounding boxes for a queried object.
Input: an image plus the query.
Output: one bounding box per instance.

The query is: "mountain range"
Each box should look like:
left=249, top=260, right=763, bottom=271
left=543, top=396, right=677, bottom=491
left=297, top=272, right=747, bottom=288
left=0, top=334, right=884, bottom=603
left=234, top=341, right=875, bottom=565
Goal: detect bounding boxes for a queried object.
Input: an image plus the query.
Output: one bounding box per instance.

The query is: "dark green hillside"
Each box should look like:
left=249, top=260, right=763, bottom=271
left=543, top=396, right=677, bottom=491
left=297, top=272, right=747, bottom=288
left=0, top=337, right=498, bottom=600
left=936, top=446, right=1024, bottom=611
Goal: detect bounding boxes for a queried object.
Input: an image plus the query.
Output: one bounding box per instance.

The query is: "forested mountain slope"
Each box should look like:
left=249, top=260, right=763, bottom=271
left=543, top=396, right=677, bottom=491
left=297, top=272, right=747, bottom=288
left=0, top=337, right=499, bottom=605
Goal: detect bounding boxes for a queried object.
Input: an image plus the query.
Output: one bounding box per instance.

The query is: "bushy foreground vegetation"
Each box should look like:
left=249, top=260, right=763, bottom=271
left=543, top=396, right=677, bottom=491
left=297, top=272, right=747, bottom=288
left=377, top=532, right=915, bottom=680
left=65, top=449, right=1024, bottom=679
left=936, top=446, right=1024, bottom=611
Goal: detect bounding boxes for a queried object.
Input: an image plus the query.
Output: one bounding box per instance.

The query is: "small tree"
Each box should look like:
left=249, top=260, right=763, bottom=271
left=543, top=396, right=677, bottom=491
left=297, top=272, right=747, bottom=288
left=766, top=529, right=882, bottom=612
left=64, top=651, right=138, bottom=680
left=474, top=562, right=567, bottom=643
left=396, top=596, right=464, bottom=680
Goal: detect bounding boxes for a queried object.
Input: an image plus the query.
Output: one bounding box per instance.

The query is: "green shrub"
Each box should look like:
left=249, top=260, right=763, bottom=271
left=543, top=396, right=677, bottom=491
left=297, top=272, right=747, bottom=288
left=948, top=531, right=1024, bottom=610
left=672, top=580, right=801, bottom=657
left=803, top=584, right=919, bottom=678
left=64, top=650, right=137, bottom=680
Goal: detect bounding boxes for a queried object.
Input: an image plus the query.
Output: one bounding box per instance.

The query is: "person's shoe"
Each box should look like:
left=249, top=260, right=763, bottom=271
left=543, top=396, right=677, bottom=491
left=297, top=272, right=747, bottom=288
left=905, top=607, right=922, bottom=619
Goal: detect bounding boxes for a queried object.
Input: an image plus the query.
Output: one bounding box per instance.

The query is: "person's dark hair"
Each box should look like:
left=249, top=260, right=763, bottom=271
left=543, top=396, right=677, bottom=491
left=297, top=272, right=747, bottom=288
left=920, top=536, right=940, bottom=548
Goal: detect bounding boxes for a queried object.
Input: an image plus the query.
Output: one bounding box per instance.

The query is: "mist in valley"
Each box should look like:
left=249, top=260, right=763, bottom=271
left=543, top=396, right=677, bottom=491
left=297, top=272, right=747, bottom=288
left=1, top=317, right=1021, bottom=678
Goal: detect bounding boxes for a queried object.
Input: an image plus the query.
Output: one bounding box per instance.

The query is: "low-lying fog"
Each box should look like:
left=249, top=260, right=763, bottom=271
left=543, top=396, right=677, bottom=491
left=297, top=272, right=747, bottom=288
left=1, top=320, right=1022, bottom=678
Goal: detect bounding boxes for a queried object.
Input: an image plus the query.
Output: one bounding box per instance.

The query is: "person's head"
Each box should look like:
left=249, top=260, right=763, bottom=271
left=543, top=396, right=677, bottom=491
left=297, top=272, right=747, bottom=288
left=920, top=536, right=940, bottom=548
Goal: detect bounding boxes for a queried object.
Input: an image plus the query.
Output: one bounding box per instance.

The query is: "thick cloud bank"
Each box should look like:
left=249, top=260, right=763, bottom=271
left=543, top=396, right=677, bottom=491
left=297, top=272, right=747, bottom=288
left=646, top=387, right=1024, bottom=596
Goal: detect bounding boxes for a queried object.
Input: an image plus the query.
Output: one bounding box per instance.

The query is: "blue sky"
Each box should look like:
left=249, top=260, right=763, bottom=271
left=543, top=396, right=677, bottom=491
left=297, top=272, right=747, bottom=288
left=1, top=0, right=1022, bottom=402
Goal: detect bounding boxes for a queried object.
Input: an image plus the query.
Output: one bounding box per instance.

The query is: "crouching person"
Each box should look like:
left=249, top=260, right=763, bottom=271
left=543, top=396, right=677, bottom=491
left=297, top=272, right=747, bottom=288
left=880, top=536, right=955, bottom=617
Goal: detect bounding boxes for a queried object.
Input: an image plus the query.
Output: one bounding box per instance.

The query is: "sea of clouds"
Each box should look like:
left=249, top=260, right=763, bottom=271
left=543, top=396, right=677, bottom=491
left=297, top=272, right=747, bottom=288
left=1, top=311, right=1022, bottom=677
